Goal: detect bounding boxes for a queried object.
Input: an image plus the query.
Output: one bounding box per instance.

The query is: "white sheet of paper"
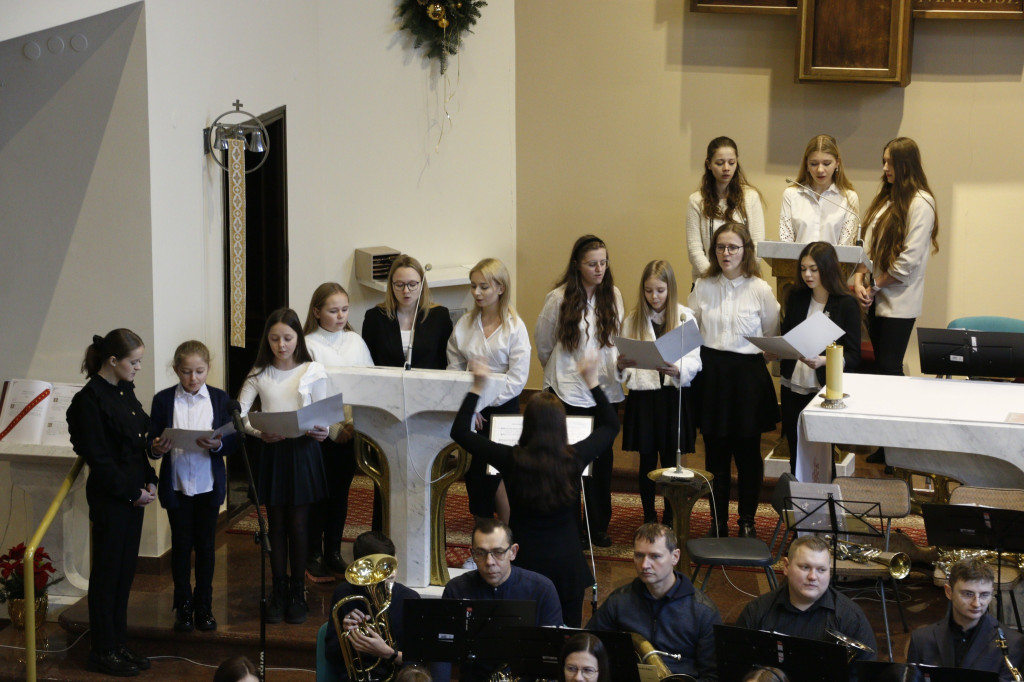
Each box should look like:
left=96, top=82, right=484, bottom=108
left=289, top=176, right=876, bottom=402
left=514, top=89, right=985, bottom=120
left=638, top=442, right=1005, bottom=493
left=160, top=422, right=236, bottom=449
left=247, top=393, right=346, bottom=438
left=486, top=414, right=594, bottom=475
left=613, top=318, right=703, bottom=370
left=745, top=312, right=844, bottom=360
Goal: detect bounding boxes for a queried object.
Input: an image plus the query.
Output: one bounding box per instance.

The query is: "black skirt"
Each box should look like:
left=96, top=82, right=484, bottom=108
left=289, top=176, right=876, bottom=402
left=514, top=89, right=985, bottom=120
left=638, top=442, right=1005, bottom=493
left=694, top=346, right=779, bottom=437
left=258, top=437, right=328, bottom=506
left=622, top=385, right=696, bottom=455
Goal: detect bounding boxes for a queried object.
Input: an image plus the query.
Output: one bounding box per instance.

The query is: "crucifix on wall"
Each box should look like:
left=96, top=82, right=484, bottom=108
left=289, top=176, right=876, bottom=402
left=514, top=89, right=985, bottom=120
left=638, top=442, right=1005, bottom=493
left=691, top=0, right=1024, bottom=86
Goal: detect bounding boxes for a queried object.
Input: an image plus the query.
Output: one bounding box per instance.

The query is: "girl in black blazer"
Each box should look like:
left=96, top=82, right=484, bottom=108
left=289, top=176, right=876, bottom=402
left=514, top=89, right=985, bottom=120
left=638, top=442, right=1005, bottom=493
left=362, top=254, right=452, bottom=369
left=780, top=242, right=861, bottom=475
left=150, top=340, right=235, bottom=633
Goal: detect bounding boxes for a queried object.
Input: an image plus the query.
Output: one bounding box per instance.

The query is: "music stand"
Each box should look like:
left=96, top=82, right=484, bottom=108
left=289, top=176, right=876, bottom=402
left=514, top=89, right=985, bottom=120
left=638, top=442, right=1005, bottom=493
left=714, top=624, right=849, bottom=682
left=785, top=492, right=884, bottom=576
left=922, top=503, right=1024, bottom=627
left=854, top=660, right=998, bottom=682
left=402, top=598, right=536, bottom=663
left=499, top=626, right=641, bottom=682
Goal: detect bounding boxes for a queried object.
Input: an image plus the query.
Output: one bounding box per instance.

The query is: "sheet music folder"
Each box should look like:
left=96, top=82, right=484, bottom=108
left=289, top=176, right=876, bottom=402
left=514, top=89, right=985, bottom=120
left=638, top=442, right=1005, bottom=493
left=921, top=503, right=1024, bottom=552
left=854, top=660, right=998, bottom=682
left=402, top=598, right=536, bottom=663
left=785, top=495, right=884, bottom=541
left=714, top=624, right=848, bottom=682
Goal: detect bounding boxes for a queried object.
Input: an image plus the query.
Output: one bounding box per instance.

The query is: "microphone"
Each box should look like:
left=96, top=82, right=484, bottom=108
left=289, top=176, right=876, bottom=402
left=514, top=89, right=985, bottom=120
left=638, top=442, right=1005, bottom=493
left=785, top=178, right=860, bottom=220
left=404, top=281, right=425, bottom=370
left=663, top=307, right=694, bottom=481
left=228, top=400, right=245, bottom=435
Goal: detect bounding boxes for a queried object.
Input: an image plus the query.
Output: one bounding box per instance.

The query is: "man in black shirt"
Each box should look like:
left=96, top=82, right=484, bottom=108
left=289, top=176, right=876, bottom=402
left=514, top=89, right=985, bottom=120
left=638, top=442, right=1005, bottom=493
left=908, top=557, right=1024, bottom=680
left=736, top=535, right=876, bottom=660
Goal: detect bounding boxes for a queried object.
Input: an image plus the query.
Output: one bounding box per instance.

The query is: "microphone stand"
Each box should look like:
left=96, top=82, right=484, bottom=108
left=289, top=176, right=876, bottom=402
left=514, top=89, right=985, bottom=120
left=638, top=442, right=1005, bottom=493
left=404, top=282, right=425, bottom=370
left=231, top=406, right=271, bottom=682
left=663, top=311, right=694, bottom=482
left=785, top=177, right=860, bottom=221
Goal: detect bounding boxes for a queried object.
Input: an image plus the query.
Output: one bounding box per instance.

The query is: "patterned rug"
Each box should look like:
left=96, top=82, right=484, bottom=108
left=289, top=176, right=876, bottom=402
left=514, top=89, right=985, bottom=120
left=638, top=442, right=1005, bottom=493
left=228, top=475, right=928, bottom=567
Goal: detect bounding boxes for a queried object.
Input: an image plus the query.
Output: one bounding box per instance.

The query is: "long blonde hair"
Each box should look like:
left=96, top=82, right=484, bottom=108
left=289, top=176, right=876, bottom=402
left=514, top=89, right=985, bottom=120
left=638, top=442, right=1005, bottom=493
left=468, top=258, right=515, bottom=330
left=380, top=255, right=436, bottom=322
left=624, top=260, right=679, bottom=341
left=302, top=282, right=353, bottom=334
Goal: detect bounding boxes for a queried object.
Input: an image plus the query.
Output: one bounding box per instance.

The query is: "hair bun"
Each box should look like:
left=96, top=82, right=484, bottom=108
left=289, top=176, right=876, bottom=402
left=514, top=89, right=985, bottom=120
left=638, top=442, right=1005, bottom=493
left=92, top=334, right=104, bottom=346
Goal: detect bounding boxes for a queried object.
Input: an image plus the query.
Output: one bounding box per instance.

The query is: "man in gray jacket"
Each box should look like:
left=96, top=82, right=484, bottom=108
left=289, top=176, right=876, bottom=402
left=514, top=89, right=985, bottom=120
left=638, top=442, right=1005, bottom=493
left=588, top=523, right=721, bottom=681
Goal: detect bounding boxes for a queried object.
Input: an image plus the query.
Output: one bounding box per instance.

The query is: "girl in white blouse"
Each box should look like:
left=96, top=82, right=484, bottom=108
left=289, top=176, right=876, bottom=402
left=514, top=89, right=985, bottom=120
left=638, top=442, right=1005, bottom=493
left=686, top=136, right=765, bottom=282
left=616, top=260, right=702, bottom=524
left=302, top=283, right=373, bottom=581
left=535, top=235, right=623, bottom=547
left=447, top=258, right=531, bottom=524
left=780, top=134, right=860, bottom=246
left=238, top=308, right=329, bottom=625
left=689, top=224, right=780, bottom=539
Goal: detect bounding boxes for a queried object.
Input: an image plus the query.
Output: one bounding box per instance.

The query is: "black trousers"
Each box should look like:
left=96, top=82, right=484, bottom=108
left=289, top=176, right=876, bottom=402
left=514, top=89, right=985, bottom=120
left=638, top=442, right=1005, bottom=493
left=562, top=399, right=615, bottom=536
left=464, top=396, right=520, bottom=518
left=89, top=501, right=144, bottom=653
left=867, top=306, right=916, bottom=376
left=166, top=490, right=218, bottom=610
left=308, top=437, right=357, bottom=556
left=703, top=434, right=762, bottom=534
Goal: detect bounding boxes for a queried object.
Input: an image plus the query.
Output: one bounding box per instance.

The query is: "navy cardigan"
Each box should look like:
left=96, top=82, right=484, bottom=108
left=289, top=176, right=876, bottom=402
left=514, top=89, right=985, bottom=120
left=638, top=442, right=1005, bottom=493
left=149, top=385, right=236, bottom=509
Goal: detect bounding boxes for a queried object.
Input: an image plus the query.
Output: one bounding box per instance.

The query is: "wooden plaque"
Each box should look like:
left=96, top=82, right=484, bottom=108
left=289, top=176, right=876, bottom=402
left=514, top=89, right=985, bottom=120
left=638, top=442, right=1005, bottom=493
left=690, top=0, right=797, bottom=15
left=797, top=0, right=913, bottom=86
left=914, top=0, right=1023, bottom=19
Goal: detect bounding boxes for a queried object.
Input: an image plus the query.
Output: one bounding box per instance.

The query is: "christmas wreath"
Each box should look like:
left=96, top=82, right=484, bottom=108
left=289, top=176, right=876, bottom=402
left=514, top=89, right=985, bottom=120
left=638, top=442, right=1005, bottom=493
left=398, top=0, right=487, bottom=74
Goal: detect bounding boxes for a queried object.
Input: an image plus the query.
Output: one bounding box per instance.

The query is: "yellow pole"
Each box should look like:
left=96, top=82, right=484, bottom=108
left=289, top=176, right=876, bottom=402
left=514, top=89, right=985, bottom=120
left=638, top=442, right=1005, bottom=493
left=24, top=457, right=85, bottom=682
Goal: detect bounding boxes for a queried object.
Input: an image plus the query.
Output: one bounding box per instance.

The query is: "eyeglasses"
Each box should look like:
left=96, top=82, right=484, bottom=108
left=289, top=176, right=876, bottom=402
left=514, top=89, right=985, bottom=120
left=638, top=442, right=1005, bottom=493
left=564, top=664, right=599, bottom=678
left=470, top=546, right=512, bottom=561
left=715, top=244, right=743, bottom=254
left=392, top=280, right=421, bottom=292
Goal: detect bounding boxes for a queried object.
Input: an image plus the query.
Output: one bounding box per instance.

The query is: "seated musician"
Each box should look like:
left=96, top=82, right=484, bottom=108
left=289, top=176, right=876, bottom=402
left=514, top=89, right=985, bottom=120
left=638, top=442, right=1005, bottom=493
left=587, top=523, right=721, bottom=681
left=324, top=531, right=420, bottom=677
left=908, top=557, right=1024, bottom=680
left=736, top=535, right=876, bottom=661
left=433, top=518, right=562, bottom=681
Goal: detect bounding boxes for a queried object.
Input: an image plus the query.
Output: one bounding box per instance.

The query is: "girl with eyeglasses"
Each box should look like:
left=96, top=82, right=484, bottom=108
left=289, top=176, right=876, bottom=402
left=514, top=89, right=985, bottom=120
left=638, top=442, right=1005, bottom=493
left=362, top=254, right=453, bottom=370
left=450, top=353, right=620, bottom=628
left=534, top=235, right=624, bottom=550
left=689, top=223, right=780, bottom=539
left=686, top=136, right=765, bottom=282
left=560, top=633, right=610, bottom=682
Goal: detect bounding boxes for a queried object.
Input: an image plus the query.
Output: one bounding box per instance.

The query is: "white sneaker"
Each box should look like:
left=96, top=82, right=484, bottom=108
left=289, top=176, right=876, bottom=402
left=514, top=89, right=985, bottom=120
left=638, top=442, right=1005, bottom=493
left=461, top=557, right=477, bottom=570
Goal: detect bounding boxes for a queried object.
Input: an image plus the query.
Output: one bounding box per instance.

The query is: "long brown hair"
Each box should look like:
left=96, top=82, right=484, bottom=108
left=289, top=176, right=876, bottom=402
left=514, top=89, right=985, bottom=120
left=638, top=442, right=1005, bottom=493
left=864, top=137, right=939, bottom=273
left=792, top=242, right=850, bottom=298
left=511, top=392, right=579, bottom=513
left=703, top=223, right=762, bottom=279
left=793, top=133, right=856, bottom=196
left=303, top=282, right=353, bottom=334
left=699, top=136, right=760, bottom=224
left=624, top=260, right=679, bottom=340
left=81, top=329, right=144, bottom=378
left=554, top=235, right=619, bottom=352
left=380, top=255, right=436, bottom=323
left=248, top=308, right=314, bottom=377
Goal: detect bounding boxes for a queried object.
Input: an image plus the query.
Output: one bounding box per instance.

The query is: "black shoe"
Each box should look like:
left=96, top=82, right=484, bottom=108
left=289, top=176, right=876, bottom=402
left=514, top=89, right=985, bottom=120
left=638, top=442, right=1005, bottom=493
left=194, top=607, right=217, bottom=631
left=87, top=650, right=139, bottom=677
left=866, top=450, right=886, bottom=464
left=265, top=577, right=289, bottom=624
left=117, top=646, right=150, bottom=671
left=286, top=578, right=308, bottom=624
left=325, top=551, right=348, bottom=575
left=884, top=465, right=895, bottom=475
left=173, top=600, right=194, bottom=633
left=738, top=521, right=757, bottom=539
left=305, top=552, right=335, bottom=584
left=591, top=532, right=613, bottom=548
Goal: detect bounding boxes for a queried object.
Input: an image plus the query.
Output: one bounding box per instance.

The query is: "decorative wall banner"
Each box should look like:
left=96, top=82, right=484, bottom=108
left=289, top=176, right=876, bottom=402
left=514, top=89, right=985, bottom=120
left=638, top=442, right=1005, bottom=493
left=228, top=138, right=246, bottom=348
left=692, top=0, right=1023, bottom=17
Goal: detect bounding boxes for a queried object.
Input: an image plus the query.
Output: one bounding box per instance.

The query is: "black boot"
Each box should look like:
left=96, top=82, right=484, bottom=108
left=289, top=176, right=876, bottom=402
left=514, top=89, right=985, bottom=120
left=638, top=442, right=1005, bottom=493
left=286, top=577, right=308, bottom=624
left=265, top=577, right=289, bottom=624
left=325, top=550, right=348, bottom=575
left=738, top=518, right=757, bottom=539
left=173, top=600, right=194, bottom=633
left=306, top=551, right=335, bottom=583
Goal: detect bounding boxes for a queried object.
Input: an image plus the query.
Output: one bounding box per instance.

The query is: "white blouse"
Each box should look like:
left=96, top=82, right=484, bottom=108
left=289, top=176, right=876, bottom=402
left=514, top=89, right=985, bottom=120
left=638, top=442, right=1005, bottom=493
left=238, top=362, right=327, bottom=437
left=617, top=304, right=703, bottom=391
left=865, top=191, right=937, bottom=320
left=535, top=285, right=625, bottom=407
left=305, top=327, right=373, bottom=368
left=779, top=184, right=859, bottom=245
left=169, top=383, right=216, bottom=496
left=688, top=275, right=780, bottom=354
left=446, top=311, right=531, bottom=408
left=685, top=186, right=765, bottom=280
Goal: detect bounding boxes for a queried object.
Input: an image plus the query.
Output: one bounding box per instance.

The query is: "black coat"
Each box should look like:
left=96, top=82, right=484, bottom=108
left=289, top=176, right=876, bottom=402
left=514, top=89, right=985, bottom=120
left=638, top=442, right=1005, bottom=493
left=780, top=288, right=861, bottom=386
left=907, top=611, right=1024, bottom=681
left=361, top=305, right=452, bottom=369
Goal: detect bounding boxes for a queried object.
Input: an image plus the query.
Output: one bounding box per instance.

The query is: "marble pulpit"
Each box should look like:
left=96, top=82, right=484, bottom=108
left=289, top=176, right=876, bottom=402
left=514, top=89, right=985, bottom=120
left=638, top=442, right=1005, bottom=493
left=326, top=367, right=502, bottom=588
left=796, top=373, right=1024, bottom=487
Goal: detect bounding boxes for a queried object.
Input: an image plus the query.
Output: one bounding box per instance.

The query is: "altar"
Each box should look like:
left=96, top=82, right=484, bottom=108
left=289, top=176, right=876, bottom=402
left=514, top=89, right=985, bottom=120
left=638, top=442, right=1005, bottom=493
left=795, top=373, right=1024, bottom=487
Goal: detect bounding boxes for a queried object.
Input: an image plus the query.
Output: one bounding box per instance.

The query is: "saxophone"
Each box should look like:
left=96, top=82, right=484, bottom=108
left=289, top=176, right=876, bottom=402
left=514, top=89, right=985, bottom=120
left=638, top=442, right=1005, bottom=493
left=330, top=553, right=399, bottom=682
left=996, top=626, right=1023, bottom=682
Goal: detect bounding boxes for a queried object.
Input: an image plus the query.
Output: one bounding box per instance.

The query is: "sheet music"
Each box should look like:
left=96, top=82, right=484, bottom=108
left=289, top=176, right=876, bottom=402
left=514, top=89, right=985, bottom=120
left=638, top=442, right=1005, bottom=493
left=247, top=393, right=346, bottom=438
left=746, top=312, right=844, bottom=360
left=612, top=318, right=703, bottom=370
left=486, top=414, right=594, bottom=475
left=159, top=422, right=236, bottom=449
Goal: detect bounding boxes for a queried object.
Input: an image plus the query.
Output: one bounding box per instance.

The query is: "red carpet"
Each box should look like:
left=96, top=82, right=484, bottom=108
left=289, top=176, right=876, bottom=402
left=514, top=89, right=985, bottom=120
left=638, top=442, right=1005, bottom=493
left=228, top=475, right=928, bottom=568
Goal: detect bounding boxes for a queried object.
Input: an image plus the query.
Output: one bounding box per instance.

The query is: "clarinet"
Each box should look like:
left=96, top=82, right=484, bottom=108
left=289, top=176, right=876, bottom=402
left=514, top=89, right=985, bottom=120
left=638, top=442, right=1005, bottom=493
left=996, top=627, right=1023, bottom=682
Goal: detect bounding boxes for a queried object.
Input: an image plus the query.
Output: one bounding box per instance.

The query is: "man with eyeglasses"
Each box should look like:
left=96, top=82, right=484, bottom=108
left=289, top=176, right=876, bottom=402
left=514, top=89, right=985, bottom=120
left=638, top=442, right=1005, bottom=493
left=588, top=523, right=721, bottom=681
left=908, top=557, right=1024, bottom=679
left=432, top=518, right=562, bottom=680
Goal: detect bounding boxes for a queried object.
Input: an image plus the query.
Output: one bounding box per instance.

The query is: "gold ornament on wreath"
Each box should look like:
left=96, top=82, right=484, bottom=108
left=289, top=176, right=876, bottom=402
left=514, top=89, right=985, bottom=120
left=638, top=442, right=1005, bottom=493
left=398, top=0, right=487, bottom=74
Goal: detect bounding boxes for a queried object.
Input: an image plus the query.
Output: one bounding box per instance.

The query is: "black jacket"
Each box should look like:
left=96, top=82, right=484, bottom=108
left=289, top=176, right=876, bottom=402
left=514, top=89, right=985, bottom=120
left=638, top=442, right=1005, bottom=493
left=361, top=305, right=452, bottom=369
left=907, top=610, right=1024, bottom=681
left=780, top=288, right=861, bottom=386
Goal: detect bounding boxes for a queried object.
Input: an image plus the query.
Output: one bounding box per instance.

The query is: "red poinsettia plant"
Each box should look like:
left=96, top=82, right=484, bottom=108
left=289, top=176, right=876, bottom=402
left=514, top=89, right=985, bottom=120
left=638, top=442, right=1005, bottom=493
left=0, top=543, right=63, bottom=604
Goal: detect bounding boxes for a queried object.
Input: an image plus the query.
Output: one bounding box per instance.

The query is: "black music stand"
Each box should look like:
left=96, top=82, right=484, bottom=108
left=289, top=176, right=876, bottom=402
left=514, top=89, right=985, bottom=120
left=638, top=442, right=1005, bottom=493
left=498, top=626, right=641, bottom=682
left=854, top=660, right=998, bottom=682
left=785, top=493, right=884, bottom=576
left=922, top=503, right=1024, bottom=630
left=402, top=599, right=536, bottom=664
left=714, top=624, right=849, bottom=682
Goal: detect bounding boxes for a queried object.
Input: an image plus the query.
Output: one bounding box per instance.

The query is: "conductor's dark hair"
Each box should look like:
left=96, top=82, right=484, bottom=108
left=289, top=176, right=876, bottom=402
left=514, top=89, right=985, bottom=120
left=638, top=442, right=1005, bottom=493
left=213, top=655, right=257, bottom=682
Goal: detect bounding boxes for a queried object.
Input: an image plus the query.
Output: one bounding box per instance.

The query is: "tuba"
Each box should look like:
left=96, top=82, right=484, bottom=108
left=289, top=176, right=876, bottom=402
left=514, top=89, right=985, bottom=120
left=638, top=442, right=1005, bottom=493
left=631, top=633, right=698, bottom=682
left=832, top=537, right=911, bottom=579
left=331, top=553, right=399, bottom=682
